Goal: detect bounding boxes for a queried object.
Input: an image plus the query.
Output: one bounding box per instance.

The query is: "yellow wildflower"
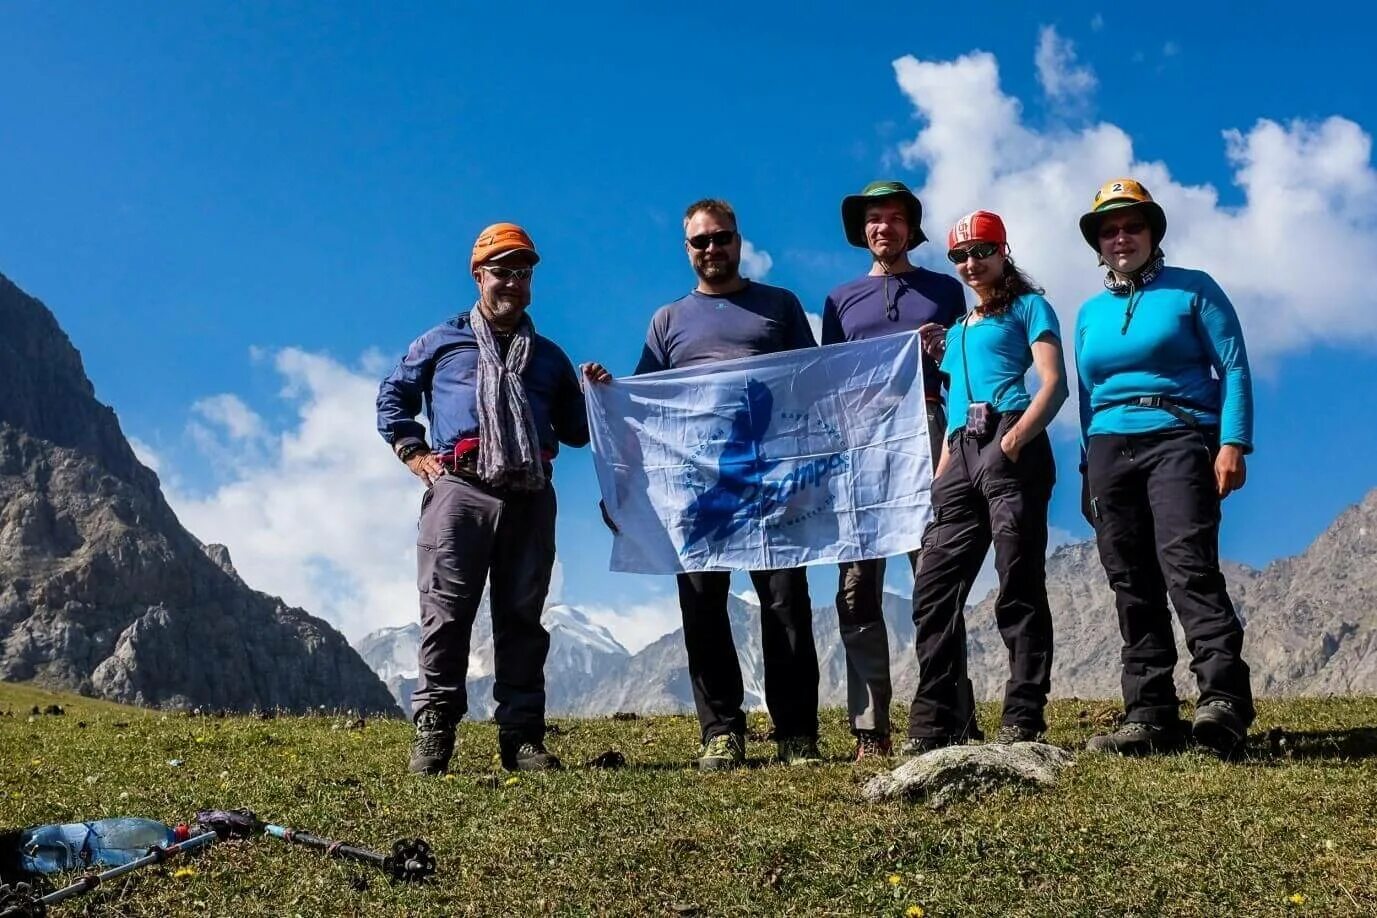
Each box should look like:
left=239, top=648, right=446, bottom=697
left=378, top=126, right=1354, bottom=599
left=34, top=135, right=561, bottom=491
left=905, top=907, right=926, bottom=918
left=887, top=874, right=902, bottom=886
left=504, top=776, right=521, bottom=787
left=174, top=867, right=197, bottom=879
left=1288, top=893, right=1306, bottom=906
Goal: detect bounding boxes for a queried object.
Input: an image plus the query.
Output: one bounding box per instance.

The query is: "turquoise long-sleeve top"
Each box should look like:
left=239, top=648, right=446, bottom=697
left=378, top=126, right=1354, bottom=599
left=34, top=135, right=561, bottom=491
left=1074, top=266, right=1253, bottom=452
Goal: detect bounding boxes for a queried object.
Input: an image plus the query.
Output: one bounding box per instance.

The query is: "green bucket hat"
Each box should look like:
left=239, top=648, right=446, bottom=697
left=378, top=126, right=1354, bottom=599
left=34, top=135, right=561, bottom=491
left=841, top=180, right=927, bottom=249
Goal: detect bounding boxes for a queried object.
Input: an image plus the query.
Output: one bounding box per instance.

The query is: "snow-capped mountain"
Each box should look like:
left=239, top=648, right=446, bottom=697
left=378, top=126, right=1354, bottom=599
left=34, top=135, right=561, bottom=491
left=355, top=602, right=630, bottom=716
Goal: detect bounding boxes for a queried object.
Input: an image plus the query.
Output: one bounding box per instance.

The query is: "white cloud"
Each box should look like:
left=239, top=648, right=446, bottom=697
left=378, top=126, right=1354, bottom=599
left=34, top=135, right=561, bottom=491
left=1034, top=25, right=1097, bottom=106
left=192, top=394, right=266, bottom=441
left=805, top=310, right=824, bottom=344
left=739, top=238, right=773, bottom=279
left=166, top=349, right=420, bottom=641
left=891, top=46, right=1377, bottom=370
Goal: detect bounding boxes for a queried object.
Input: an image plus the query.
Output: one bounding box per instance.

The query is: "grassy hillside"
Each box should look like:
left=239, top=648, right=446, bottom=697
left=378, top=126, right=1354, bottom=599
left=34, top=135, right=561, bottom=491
left=2, top=683, right=1375, bottom=916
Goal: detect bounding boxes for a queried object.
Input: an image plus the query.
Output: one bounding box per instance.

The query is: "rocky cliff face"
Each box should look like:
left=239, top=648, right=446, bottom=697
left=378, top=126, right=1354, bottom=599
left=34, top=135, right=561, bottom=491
left=0, top=271, right=398, bottom=714
left=360, top=489, right=1377, bottom=719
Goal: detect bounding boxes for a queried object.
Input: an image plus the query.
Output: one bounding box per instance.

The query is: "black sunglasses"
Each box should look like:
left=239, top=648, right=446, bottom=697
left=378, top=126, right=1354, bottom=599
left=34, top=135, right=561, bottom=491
left=481, top=264, right=534, bottom=281
left=945, top=241, right=1001, bottom=264
left=687, top=230, right=738, bottom=250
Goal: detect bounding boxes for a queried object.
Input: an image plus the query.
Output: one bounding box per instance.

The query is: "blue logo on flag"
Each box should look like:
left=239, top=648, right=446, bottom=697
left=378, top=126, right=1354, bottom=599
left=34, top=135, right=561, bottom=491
left=684, top=379, right=848, bottom=547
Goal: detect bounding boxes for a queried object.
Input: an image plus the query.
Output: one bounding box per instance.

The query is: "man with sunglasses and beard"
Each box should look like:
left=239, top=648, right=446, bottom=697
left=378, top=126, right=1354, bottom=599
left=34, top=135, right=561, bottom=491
left=818, top=181, right=979, bottom=760
left=377, top=222, right=610, bottom=777
left=622, top=198, right=822, bottom=771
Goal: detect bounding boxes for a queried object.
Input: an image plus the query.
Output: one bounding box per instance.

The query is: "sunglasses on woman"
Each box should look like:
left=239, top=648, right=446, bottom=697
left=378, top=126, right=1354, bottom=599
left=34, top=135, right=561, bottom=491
left=1098, top=220, right=1148, bottom=240
left=945, top=241, right=1001, bottom=264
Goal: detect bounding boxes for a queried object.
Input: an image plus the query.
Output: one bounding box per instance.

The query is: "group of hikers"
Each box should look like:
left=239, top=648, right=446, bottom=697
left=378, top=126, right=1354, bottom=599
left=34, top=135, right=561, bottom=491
left=375, top=176, right=1255, bottom=776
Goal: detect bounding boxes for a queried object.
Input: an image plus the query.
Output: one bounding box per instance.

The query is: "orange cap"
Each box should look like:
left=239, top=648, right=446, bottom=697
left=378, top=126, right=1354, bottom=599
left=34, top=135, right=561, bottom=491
left=948, top=210, right=1007, bottom=250
left=470, top=223, right=540, bottom=272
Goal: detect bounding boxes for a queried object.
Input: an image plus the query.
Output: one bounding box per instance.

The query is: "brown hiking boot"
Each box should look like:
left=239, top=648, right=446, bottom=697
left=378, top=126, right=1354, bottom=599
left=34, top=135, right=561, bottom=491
left=852, top=731, right=893, bottom=761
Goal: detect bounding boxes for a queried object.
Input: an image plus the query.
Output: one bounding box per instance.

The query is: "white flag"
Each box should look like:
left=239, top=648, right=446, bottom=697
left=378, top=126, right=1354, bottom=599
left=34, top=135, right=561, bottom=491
left=586, top=332, right=934, bottom=574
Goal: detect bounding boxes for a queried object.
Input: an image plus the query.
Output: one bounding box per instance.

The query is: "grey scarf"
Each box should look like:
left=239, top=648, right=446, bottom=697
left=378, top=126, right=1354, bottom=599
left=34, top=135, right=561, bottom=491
left=470, top=305, right=546, bottom=491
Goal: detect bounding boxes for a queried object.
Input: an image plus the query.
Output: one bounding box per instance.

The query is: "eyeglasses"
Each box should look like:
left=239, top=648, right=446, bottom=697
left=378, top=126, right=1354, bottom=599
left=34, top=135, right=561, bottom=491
left=481, top=264, right=534, bottom=281
left=945, top=241, right=1001, bottom=264
left=1098, top=220, right=1148, bottom=241
left=686, top=230, right=738, bottom=250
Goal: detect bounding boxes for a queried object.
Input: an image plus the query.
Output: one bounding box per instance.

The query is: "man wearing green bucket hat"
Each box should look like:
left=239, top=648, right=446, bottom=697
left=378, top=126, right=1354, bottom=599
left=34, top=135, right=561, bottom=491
left=821, top=180, right=981, bottom=760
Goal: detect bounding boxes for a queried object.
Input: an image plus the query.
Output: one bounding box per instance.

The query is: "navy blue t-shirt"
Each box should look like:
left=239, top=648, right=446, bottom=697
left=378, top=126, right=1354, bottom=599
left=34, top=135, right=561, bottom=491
left=635, top=281, right=817, bottom=373
left=820, top=267, right=966, bottom=399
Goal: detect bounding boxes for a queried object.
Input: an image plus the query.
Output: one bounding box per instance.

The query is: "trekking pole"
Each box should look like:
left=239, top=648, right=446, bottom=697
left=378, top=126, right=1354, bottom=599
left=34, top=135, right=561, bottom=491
left=260, top=824, right=436, bottom=883
left=0, top=830, right=219, bottom=918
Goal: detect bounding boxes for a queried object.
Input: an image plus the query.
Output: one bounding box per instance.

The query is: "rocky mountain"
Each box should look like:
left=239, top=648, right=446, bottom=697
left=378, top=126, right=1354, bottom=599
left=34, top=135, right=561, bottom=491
left=364, top=490, right=1377, bottom=720
left=0, top=271, right=398, bottom=714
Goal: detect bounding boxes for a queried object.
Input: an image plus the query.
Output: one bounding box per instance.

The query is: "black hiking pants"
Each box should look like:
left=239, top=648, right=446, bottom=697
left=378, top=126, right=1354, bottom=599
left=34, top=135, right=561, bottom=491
left=1086, top=428, right=1254, bottom=727
left=412, top=473, right=557, bottom=744
left=677, top=567, right=819, bottom=744
left=907, top=412, right=1056, bottom=739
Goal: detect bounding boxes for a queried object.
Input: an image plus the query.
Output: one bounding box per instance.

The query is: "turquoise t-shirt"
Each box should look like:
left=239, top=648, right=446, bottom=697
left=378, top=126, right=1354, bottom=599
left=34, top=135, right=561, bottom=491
left=1074, top=266, right=1253, bottom=451
left=940, top=293, right=1062, bottom=436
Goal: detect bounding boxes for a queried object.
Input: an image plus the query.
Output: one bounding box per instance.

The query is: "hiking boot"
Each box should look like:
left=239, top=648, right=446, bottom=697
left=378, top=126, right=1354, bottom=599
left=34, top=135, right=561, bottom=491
left=852, top=731, right=893, bottom=761
left=992, top=724, right=1044, bottom=745
left=897, top=735, right=957, bottom=757
left=1192, top=700, right=1247, bottom=759
left=696, top=733, right=746, bottom=771
left=500, top=736, right=562, bottom=772
left=407, top=706, right=456, bottom=776
left=776, top=736, right=824, bottom=766
left=1085, top=721, right=1187, bottom=756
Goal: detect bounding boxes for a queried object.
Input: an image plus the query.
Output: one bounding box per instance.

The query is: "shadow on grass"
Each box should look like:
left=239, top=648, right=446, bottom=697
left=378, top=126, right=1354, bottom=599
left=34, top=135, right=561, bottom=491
left=1247, top=726, right=1377, bottom=762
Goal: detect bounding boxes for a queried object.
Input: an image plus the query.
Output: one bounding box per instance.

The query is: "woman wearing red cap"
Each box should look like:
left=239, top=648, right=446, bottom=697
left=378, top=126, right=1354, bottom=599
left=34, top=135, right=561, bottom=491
left=901, top=210, right=1068, bottom=753
left=1074, top=179, right=1255, bottom=759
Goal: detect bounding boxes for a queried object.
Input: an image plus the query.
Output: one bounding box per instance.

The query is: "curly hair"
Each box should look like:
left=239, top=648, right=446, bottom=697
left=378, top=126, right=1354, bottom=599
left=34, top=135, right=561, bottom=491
left=977, top=258, right=1044, bottom=317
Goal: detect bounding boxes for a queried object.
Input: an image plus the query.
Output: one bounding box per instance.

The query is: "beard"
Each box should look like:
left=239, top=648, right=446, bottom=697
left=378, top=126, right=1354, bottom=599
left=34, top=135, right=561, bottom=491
left=693, top=254, right=740, bottom=283
left=481, top=291, right=529, bottom=326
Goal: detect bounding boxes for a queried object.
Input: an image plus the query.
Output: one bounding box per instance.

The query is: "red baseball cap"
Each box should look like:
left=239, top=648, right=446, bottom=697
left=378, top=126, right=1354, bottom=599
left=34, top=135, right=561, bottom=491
left=948, top=210, right=1007, bottom=250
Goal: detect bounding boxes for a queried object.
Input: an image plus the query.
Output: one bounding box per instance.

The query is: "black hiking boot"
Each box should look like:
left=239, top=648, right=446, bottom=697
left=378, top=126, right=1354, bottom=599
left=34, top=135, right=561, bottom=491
left=500, top=735, right=563, bottom=772
left=1192, top=700, right=1247, bottom=759
left=992, top=724, right=1044, bottom=744
left=1085, top=721, right=1187, bottom=756
left=408, top=706, right=456, bottom=776
left=897, top=735, right=958, bottom=757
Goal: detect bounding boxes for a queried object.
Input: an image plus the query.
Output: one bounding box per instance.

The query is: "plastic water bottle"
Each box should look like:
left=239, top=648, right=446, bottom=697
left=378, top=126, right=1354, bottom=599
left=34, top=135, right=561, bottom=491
left=16, top=818, right=188, bottom=875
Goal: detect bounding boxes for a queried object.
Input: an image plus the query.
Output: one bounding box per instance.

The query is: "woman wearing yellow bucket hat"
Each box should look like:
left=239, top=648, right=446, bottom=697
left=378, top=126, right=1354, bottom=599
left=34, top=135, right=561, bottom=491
left=1073, top=178, right=1255, bottom=759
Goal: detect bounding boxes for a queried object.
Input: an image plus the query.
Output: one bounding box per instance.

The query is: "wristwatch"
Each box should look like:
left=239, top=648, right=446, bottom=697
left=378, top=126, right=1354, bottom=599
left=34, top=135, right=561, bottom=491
left=396, top=442, right=428, bottom=463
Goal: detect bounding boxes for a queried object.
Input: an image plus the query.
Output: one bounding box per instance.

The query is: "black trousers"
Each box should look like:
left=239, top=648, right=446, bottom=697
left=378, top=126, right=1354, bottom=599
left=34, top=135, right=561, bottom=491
left=834, top=401, right=979, bottom=737
left=677, top=567, right=819, bottom=743
left=412, top=474, right=556, bottom=742
left=1086, top=428, right=1254, bottom=727
left=907, top=413, right=1056, bottom=738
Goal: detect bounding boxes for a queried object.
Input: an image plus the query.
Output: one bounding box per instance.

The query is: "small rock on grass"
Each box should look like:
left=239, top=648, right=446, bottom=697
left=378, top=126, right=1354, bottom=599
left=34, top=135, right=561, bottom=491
left=863, top=742, right=1074, bottom=809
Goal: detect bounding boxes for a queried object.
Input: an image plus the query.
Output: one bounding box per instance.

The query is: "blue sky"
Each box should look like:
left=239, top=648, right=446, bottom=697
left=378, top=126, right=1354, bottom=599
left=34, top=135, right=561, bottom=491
left=3, top=3, right=1375, bottom=647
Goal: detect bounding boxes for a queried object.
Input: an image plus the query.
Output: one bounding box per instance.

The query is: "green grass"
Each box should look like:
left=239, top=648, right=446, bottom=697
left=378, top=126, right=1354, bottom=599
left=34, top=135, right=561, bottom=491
left=2, top=683, right=1375, bottom=917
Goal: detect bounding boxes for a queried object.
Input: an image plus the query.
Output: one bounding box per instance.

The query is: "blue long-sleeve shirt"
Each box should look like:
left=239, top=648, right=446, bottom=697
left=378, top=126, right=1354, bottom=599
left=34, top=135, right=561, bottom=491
left=1074, top=266, right=1253, bottom=451
left=376, top=310, right=589, bottom=458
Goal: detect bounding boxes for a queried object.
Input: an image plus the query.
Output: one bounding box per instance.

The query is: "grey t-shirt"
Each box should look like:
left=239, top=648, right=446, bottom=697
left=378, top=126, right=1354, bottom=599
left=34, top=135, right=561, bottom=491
left=635, top=281, right=817, bottom=373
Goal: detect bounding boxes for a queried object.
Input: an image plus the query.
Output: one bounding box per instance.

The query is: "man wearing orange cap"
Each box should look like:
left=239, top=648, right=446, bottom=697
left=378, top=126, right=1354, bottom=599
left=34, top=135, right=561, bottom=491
left=377, top=223, right=610, bottom=776
left=820, top=181, right=979, bottom=759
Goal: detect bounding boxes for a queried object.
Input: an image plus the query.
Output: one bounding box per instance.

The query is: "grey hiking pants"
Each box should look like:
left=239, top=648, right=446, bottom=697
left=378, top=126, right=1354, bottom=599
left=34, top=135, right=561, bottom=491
left=833, top=402, right=978, bottom=736
left=412, top=472, right=556, bottom=741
